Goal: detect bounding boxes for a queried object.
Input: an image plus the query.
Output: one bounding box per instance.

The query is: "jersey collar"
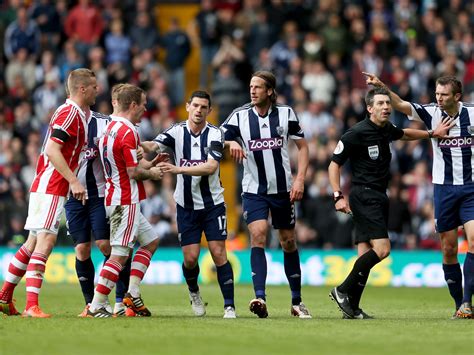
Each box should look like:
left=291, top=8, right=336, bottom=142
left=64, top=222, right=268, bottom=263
left=66, top=98, right=87, bottom=121
left=110, top=115, right=138, bottom=130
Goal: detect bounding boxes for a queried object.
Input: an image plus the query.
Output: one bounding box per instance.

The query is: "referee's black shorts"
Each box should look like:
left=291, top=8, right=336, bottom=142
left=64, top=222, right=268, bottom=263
left=349, top=185, right=389, bottom=244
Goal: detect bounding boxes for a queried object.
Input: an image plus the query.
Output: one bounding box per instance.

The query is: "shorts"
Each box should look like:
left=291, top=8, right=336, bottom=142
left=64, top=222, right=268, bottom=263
left=176, top=203, right=227, bottom=246
left=349, top=186, right=389, bottom=244
left=25, top=192, right=66, bottom=235
left=106, top=204, right=156, bottom=250
left=65, top=196, right=109, bottom=245
left=433, top=183, right=474, bottom=232
left=242, top=192, right=295, bottom=229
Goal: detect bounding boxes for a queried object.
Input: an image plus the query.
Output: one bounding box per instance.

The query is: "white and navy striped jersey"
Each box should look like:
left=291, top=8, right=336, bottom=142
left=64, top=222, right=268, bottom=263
left=76, top=111, right=110, bottom=198
left=409, top=102, right=474, bottom=185
left=221, top=103, right=304, bottom=194
left=154, top=121, right=225, bottom=210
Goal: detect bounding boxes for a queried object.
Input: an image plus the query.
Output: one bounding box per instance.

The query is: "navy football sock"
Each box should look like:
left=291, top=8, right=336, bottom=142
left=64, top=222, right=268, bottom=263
left=443, top=263, right=463, bottom=309
left=216, top=261, right=234, bottom=308
left=76, top=257, right=95, bottom=304
left=251, top=247, right=267, bottom=300
left=116, top=256, right=131, bottom=302
left=284, top=250, right=302, bottom=305
left=350, top=270, right=370, bottom=310
left=182, top=263, right=200, bottom=293
left=462, top=253, right=474, bottom=303
left=338, top=249, right=380, bottom=295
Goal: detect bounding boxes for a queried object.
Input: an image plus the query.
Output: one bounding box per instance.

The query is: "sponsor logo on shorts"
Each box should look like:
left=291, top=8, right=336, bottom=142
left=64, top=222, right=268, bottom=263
left=438, top=136, right=474, bottom=148
left=248, top=137, right=283, bottom=151
left=180, top=158, right=206, bottom=167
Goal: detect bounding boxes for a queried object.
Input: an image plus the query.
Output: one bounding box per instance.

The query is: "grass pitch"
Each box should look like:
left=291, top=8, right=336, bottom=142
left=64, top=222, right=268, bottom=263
left=0, top=284, right=472, bottom=355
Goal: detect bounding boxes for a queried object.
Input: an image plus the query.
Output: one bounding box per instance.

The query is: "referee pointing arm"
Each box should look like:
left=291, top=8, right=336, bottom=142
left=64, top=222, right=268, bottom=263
left=328, top=87, right=453, bottom=319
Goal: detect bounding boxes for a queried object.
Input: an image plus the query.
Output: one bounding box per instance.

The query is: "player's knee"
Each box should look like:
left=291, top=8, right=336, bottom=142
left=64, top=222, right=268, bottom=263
left=184, top=255, right=199, bottom=268
left=96, top=240, right=111, bottom=256
left=280, top=238, right=296, bottom=252
left=377, top=248, right=390, bottom=260
left=75, top=243, right=92, bottom=260
left=143, top=237, right=160, bottom=254
left=250, top=234, right=266, bottom=248
left=441, top=243, right=458, bottom=258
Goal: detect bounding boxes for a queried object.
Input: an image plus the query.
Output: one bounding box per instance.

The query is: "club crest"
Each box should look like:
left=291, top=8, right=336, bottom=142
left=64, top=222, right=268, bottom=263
left=368, top=145, right=379, bottom=160
left=468, top=126, right=474, bottom=135
left=276, top=126, right=284, bottom=136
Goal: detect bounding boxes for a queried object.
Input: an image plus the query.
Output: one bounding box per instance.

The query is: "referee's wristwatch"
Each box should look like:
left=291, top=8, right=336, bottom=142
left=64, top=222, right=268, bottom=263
left=333, top=191, right=344, bottom=203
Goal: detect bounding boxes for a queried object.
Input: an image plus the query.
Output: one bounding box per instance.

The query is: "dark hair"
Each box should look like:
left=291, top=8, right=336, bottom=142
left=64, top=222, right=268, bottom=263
left=189, top=90, right=211, bottom=107
left=252, top=70, right=278, bottom=103
left=436, top=76, right=463, bottom=96
left=365, top=87, right=391, bottom=107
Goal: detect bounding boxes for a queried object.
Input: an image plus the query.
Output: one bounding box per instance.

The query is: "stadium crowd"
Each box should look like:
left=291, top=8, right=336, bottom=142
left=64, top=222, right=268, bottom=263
left=0, top=0, right=472, bottom=251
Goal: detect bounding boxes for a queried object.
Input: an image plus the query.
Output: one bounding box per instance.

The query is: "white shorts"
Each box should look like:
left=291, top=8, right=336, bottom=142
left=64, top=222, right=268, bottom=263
left=106, top=204, right=157, bottom=250
left=25, top=192, right=66, bottom=235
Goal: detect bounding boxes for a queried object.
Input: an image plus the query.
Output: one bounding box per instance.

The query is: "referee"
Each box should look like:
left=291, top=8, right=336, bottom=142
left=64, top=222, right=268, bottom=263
left=328, top=87, right=454, bottom=319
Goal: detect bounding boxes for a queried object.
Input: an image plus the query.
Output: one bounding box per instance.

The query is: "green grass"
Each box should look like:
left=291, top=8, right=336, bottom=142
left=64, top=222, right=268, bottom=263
left=0, top=284, right=472, bottom=355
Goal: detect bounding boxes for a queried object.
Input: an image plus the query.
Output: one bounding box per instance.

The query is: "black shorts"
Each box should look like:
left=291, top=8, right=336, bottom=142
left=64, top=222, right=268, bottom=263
left=349, top=186, right=389, bottom=244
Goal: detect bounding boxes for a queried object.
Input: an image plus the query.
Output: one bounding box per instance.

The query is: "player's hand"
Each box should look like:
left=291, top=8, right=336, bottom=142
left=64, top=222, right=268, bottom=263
left=362, top=72, right=384, bottom=87
left=157, top=162, right=179, bottom=174
left=70, top=179, right=86, bottom=205
left=290, top=178, right=304, bottom=202
left=137, top=146, right=144, bottom=161
left=335, top=198, right=352, bottom=215
left=432, top=116, right=456, bottom=139
left=149, top=166, right=164, bottom=180
left=150, top=153, right=170, bottom=166
left=229, top=141, right=246, bottom=163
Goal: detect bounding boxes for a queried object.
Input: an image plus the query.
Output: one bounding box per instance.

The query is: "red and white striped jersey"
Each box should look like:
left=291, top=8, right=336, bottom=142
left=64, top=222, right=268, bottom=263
left=30, top=99, right=89, bottom=197
left=99, top=115, right=145, bottom=206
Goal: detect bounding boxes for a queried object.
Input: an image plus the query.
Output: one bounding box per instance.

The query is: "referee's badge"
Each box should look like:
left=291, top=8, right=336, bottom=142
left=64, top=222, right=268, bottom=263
left=368, top=145, right=379, bottom=160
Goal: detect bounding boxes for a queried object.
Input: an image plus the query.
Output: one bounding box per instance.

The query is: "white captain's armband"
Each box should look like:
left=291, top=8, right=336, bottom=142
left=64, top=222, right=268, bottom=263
left=333, top=140, right=344, bottom=155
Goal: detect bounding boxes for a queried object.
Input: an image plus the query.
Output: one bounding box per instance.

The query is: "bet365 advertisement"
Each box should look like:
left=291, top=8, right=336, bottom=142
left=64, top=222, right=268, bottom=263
left=0, top=247, right=466, bottom=287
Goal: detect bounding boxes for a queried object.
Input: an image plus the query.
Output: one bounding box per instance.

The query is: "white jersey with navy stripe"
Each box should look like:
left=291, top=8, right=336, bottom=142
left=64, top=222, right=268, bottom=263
left=154, top=121, right=225, bottom=210
left=409, top=102, right=474, bottom=185
left=76, top=111, right=110, bottom=198
left=221, top=103, right=304, bottom=194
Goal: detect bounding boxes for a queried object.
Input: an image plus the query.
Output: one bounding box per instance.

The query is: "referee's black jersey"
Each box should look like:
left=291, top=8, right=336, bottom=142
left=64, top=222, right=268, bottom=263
left=331, top=117, right=404, bottom=191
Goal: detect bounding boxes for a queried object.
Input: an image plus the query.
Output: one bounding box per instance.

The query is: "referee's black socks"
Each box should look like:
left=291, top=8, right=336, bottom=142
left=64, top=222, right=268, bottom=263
left=338, top=249, right=381, bottom=295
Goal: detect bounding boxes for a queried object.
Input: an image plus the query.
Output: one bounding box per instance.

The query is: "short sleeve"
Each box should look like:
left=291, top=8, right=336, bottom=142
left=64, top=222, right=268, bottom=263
left=207, top=128, right=225, bottom=162
left=154, top=124, right=177, bottom=152
left=221, top=112, right=241, bottom=141
left=122, top=129, right=138, bottom=168
left=331, top=130, right=357, bottom=166
left=50, top=108, right=79, bottom=144
left=288, top=107, right=304, bottom=140
left=388, top=122, right=405, bottom=141
left=408, top=103, right=435, bottom=129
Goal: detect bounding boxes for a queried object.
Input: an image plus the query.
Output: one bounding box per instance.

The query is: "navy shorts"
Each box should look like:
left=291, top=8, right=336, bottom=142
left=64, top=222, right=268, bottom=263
left=176, top=203, right=227, bottom=246
left=433, top=183, right=474, bottom=232
left=242, top=192, right=295, bottom=229
left=64, top=196, right=109, bottom=245
left=349, top=186, right=389, bottom=243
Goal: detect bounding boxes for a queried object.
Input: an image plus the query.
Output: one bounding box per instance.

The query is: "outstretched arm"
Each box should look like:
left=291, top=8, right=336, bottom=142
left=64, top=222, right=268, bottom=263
left=363, top=72, right=413, bottom=116
left=401, top=116, right=455, bottom=141
left=158, top=159, right=219, bottom=176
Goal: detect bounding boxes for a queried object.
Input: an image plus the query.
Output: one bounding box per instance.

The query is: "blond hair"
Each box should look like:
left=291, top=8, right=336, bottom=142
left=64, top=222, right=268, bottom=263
left=67, top=68, right=96, bottom=95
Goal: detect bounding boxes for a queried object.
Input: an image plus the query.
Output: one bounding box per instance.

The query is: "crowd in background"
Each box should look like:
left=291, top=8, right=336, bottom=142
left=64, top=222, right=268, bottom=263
left=0, top=0, right=472, bottom=251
